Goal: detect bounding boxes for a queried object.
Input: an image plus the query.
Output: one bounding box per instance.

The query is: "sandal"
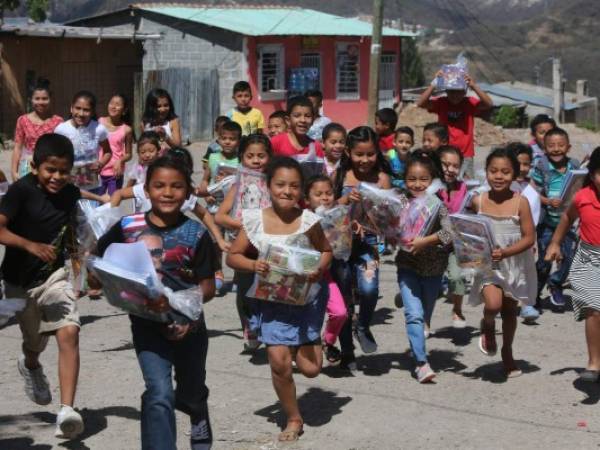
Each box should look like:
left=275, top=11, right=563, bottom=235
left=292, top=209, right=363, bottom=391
left=501, top=348, right=521, bottom=378
left=278, top=419, right=304, bottom=442
left=324, top=344, right=342, bottom=365
left=478, top=319, right=497, bottom=356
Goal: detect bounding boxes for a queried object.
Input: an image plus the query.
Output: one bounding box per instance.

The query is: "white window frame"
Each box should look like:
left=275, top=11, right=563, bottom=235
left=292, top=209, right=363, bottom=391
left=257, top=44, right=286, bottom=101
left=300, top=52, right=322, bottom=90
left=336, top=42, right=360, bottom=101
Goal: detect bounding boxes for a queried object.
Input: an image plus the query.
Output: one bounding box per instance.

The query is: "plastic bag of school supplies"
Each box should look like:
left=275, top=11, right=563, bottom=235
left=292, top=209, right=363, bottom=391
left=397, top=194, right=442, bottom=250
left=0, top=298, right=27, bottom=330
left=207, top=175, right=236, bottom=204
left=227, top=168, right=272, bottom=240
left=247, top=243, right=321, bottom=306
left=293, top=143, right=325, bottom=180
left=216, top=162, right=238, bottom=179
left=449, top=213, right=497, bottom=272
left=558, top=169, right=587, bottom=205
left=436, top=53, right=468, bottom=91
left=72, top=164, right=101, bottom=190
left=316, top=205, right=353, bottom=261
left=352, top=183, right=408, bottom=243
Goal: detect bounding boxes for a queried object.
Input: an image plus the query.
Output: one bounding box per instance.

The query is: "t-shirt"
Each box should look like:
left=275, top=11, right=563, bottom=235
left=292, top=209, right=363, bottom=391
left=382, top=149, right=405, bottom=189
left=132, top=183, right=198, bottom=213
left=14, top=114, right=63, bottom=153
left=574, top=185, right=600, bottom=246
left=307, top=116, right=332, bottom=141
left=99, top=118, right=128, bottom=177
left=270, top=133, right=324, bottom=157
left=437, top=181, right=467, bottom=214
left=0, top=174, right=81, bottom=287
left=97, top=212, right=218, bottom=292
left=519, top=182, right=542, bottom=227
left=227, top=107, right=265, bottom=136
left=378, top=134, right=395, bottom=152
left=428, top=96, right=480, bottom=158
left=202, top=140, right=222, bottom=163
left=54, top=120, right=108, bottom=165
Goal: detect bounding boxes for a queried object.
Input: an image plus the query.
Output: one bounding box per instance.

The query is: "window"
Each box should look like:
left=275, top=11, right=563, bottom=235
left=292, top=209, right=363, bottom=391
left=336, top=43, right=360, bottom=100
left=258, top=44, right=285, bottom=100
left=300, top=52, right=321, bottom=89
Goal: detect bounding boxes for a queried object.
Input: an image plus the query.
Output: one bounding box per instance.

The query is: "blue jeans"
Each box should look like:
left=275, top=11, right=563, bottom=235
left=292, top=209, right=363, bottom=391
left=536, top=222, right=577, bottom=295
left=332, top=237, right=379, bottom=354
left=397, top=269, right=442, bottom=364
left=131, top=316, right=211, bottom=450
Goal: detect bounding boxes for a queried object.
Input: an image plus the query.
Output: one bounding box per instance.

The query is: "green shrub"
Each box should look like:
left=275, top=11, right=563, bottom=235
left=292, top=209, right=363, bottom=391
left=493, top=105, right=522, bottom=128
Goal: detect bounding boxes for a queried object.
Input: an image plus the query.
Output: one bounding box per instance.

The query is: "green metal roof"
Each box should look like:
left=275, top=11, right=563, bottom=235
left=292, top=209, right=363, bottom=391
left=138, top=5, right=414, bottom=37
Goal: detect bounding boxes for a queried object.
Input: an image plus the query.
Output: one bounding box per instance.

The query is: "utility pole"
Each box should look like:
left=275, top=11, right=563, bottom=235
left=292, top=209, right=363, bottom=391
left=367, top=0, right=384, bottom=127
left=552, top=57, right=563, bottom=123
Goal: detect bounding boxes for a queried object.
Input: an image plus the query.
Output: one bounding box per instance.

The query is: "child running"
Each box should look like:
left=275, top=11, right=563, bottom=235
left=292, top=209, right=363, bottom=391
left=227, top=81, right=265, bottom=136
left=321, top=123, right=347, bottom=177
left=391, top=125, right=415, bottom=187
left=396, top=149, right=453, bottom=382
left=468, top=147, right=537, bottom=378
left=96, top=154, right=218, bottom=450
left=335, top=126, right=391, bottom=367
left=11, top=78, right=63, bottom=181
left=215, top=134, right=273, bottom=351
left=226, top=156, right=331, bottom=442
left=54, top=91, right=112, bottom=190
left=98, top=93, right=133, bottom=195
left=422, top=122, right=448, bottom=153
left=436, top=145, right=468, bottom=328
left=0, top=134, right=85, bottom=439
left=545, top=147, right=600, bottom=383
left=124, top=131, right=161, bottom=188
left=305, top=175, right=348, bottom=364
left=271, top=96, right=324, bottom=157
left=529, top=114, right=556, bottom=162
left=267, top=110, right=288, bottom=138
left=141, top=88, right=182, bottom=152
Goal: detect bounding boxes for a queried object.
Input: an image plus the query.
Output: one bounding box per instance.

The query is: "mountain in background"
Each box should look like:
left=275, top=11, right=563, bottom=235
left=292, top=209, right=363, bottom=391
left=38, top=0, right=600, bottom=96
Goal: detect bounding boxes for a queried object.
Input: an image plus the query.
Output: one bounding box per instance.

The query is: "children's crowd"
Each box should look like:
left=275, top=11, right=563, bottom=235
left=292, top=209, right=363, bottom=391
left=2, top=75, right=600, bottom=449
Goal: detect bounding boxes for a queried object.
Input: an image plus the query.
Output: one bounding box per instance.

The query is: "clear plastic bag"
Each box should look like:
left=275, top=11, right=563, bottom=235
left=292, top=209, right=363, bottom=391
left=437, top=52, right=468, bottom=91
left=0, top=298, right=27, bottom=329
left=163, top=286, right=203, bottom=321
left=229, top=168, right=271, bottom=223
left=397, top=194, right=442, bottom=250
left=207, top=175, right=236, bottom=205
left=316, top=205, right=352, bottom=261
left=449, top=213, right=497, bottom=272
left=293, top=143, right=325, bottom=180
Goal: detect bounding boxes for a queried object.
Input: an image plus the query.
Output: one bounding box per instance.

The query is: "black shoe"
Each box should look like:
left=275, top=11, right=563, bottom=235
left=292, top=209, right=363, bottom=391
left=339, top=352, right=357, bottom=373
left=324, top=344, right=342, bottom=365
left=354, top=326, right=377, bottom=354
left=190, top=418, right=212, bottom=450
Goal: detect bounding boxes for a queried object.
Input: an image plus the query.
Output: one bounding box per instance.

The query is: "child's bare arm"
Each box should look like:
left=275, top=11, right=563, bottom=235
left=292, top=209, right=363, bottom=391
left=306, top=224, right=333, bottom=280
left=80, top=189, right=110, bottom=204
left=110, top=186, right=135, bottom=207
left=416, top=70, right=442, bottom=109
left=192, top=203, right=230, bottom=252
left=545, top=202, right=579, bottom=262
left=226, top=229, right=260, bottom=273
left=0, top=214, right=55, bottom=262
left=166, top=118, right=182, bottom=147
left=215, top=189, right=242, bottom=230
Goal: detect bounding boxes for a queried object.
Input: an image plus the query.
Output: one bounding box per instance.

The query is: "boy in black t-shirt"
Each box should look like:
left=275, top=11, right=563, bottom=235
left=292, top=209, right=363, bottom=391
left=0, top=133, right=85, bottom=439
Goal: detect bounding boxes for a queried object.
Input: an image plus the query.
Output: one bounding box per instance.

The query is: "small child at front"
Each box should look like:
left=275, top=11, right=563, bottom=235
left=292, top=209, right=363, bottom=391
left=226, top=157, right=332, bottom=442
left=267, top=110, right=288, bottom=138
left=141, top=88, right=182, bottom=152
left=271, top=96, right=324, bottom=157
left=545, top=147, right=600, bottom=383
left=389, top=126, right=415, bottom=188
left=202, top=115, right=230, bottom=172
left=321, top=123, right=347, bottom=177
left=305, top=175, right=348, bottom=364
left=228, top=81, right=265, bottom=136
left=306, top=90, right=332, bottom=141
left=529, top=114, right=556, bottom=162
left=417, top=72, right=493, bottom=178
left=0, top=134, right=85, bottom=439
left=436, top=145, right=468, bottom=329
left=98, top=93, right=133, bottom=195
left=123, top=131, right=161, bottom=188
left=396, top=150, right=453, bottom=383
left=531, top=127, right=580, bottom=309
left=96, top=154, right=218, bottom=450
left=507, top=142, right=541, bottom=228
left=468, top=147, right=537, bottom=378
left=422, top=122, right=449, bottom=153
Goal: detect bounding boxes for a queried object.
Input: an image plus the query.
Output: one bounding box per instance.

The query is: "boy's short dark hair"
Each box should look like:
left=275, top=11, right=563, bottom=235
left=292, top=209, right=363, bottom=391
left=214, top=115, right=230, bottom=129
left=286, top=96, right=314, bottom=115
left=423, top=122, right=449, bottom=143
left=506, top=142, right=533, bottom=160
left=322, top=122, right=347, bottom=141
left=394, top=126, right=414, bottom=142
left=530, top=114, right=556, bottom=134
left=220, top=121, right=242, bottom=138
left=305, top=174, right=333, bottom=197
left=304, top=90, right=323, bottom=101
left=375, top=108, right=398, bottom=129
left=544, top=127, right=569, bottom=143
left=269, top=110, right=287, bottom=121
left=233, top=81, right=252, bottom=95
left=32, top=133, right=74, bottom=168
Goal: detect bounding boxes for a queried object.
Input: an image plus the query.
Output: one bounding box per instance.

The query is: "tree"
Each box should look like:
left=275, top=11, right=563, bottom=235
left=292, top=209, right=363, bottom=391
left=27, top=0, right=48, bottom=22
left=0, top=0, right=20, bottom=26
left=401, top=37, right=425, bottom=88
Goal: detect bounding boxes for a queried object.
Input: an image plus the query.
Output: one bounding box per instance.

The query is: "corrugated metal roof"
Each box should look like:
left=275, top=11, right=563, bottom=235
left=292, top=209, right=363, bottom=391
left=479, top=82, right=584, bottom=111
left=137, top=5, right=414, bottom=37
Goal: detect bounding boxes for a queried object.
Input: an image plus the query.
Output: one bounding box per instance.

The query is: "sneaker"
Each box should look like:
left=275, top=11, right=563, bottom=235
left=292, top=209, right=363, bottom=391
left=190, top=418, right=212, bottom=450
left=478, top=332, right=497, bottom=356
left=452, top=312, right=467, bottom=329
left=339, top=353, right=357, bottom=373
left=520, top=305, right=540, bottom=323
left=579, top=369, right=600, bottom=383
left=354, top=326, right=377, bottom=354
left=415, top=363, right=436, bottom=383
left=549, top=287, right=566, bottom=308
left=324, top=344, right=342, bottom=365
left=55, top=405, right=84, bottom=439
left=18, top=356, right=51, bottom=405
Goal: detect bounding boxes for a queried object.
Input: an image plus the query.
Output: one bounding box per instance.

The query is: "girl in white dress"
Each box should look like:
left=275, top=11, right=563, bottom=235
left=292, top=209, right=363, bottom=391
left=468, top=147, right=537, bottom=378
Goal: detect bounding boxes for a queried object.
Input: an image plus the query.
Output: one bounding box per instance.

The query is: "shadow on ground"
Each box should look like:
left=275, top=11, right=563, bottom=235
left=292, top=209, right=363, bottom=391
left=430, top=326, right=478, bottom=347
left=462, top=360, right=540, bottom=383
left=370, top=307, right=394, bottom=326
left=80, top=313, right=127, bottom=326
left=254, top=387, right=351, bottom=429
left=0, top=406, right=139, bottom=450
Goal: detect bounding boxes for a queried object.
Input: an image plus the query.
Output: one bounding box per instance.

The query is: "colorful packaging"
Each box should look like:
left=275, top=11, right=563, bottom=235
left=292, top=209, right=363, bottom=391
left=436, top=53, right=468, bottom=91
left=316, top=205, right=352, bottom=261
left=397, top=194, right=442, bottom=250
left=228, top=168, right=271, bottom=236
left=449, top=213, right=497, bottom=271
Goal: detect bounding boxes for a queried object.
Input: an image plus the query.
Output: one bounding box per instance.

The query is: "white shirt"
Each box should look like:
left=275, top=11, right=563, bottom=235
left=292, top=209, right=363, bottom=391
left=132, top=183, right=198, bottom=213
left=55, top=120, right=108, bottom=166
left=521, top=183, right=542, bottom=227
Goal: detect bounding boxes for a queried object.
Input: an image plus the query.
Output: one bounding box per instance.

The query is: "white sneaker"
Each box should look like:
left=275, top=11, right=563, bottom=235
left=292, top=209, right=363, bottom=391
left=415, top=363, right=436, bottom=383
left=55, top=405, right=84, bottom=439
left=18, top=355, right=51, bottom=405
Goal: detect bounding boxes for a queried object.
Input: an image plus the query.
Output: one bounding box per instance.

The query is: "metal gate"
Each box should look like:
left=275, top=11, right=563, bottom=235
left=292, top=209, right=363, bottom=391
left=134, top=68, right=219, bottom=142
left=379, top=53, right=397, bottom=109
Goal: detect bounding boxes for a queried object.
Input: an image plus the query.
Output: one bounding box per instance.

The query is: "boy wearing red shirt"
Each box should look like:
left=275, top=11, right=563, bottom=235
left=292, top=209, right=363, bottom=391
left=417, top=72, right=493, bottom=178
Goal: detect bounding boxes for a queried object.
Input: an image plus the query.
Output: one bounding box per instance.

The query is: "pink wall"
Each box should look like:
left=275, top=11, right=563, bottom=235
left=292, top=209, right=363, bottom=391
left=245, top=35, right=401, bottom=130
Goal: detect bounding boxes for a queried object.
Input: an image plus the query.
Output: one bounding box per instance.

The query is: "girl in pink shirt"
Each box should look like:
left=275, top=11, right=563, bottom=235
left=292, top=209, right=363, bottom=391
left=98, top=94, right=133, bottom=195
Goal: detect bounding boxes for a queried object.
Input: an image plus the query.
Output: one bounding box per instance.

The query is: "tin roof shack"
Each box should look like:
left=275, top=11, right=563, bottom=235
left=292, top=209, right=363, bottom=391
left=0, top=18, right=159, bottom=136
left=69, top=4, right=415, bottom=130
